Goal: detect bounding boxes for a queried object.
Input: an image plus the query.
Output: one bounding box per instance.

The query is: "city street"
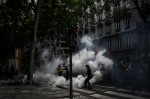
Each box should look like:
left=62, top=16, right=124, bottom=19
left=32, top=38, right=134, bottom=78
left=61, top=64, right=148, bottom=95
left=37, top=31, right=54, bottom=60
left=0, top=84, right=150, bottom=99
left=61, top=84, right=150, bottom=99
left=0, top=84, right=85, bottom=99
left=0, top=1, right=150, bottom=99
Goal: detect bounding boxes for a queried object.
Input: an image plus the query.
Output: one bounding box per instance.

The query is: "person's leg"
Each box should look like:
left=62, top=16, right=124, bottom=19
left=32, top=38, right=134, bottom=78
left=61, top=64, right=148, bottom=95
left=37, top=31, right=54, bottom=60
left=87, top=78, right=90, bottom=86
left=84, top=78, right=88, bottom=87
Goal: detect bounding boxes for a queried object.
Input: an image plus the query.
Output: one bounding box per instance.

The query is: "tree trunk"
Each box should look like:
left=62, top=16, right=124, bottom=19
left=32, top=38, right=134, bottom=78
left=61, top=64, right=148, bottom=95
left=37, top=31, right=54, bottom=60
left=27, top=0, right=41, bottom=85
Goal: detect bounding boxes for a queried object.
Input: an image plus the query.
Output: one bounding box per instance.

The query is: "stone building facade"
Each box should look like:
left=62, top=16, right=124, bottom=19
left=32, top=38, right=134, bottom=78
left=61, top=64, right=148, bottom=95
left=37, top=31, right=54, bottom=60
left=77, top=0, right=150, bottom=62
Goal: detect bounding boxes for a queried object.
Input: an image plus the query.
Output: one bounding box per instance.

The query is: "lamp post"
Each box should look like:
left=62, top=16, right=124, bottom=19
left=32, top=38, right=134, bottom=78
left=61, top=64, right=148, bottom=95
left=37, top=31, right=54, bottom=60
left=68, top=27, right=73, bottom=99
left=68, top=27, right=77, bottom=99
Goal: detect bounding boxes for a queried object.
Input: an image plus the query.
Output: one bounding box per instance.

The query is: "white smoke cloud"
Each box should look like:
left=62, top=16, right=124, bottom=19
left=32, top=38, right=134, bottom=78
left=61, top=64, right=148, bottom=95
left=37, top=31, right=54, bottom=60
left=81, top=35, right=93, bottom=48
left=90, top=71, right=103, bottom=83
left=95, top=49, right=113, bottom=69
left=71, top=48, right=95, bottom=73
left=23, top=35, right=113, bottom=88
left=53, top=76, right=69, bottom=86
left=73, top=75, right=85, bottom=88
left=38, top=51, right=64, bottom=74
left=71, top=35, right=113, bottom=74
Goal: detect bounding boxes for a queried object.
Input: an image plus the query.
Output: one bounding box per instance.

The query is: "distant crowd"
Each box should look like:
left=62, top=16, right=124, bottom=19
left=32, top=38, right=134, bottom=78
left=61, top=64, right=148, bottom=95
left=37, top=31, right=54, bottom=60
left=103, top=57, right=150, bottom=92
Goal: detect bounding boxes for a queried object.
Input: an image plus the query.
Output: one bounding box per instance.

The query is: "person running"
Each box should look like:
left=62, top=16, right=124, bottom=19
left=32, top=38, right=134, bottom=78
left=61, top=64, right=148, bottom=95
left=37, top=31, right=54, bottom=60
left=84, top=65, right=92, bottom=88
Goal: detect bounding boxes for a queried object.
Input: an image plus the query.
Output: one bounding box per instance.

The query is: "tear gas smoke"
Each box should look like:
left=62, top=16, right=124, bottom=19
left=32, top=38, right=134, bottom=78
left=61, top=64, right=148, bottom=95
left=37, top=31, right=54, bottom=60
left=81, top=35, right=93, bottom=48
left=24, top=35, right=113, bottom=88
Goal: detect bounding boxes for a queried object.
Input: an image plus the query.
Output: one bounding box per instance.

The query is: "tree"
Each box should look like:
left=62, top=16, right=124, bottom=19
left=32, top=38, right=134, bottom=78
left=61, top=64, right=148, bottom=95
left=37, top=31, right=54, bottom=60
left=25, top=0, right=97, bottom=84
left=27, top=0, right=41, bottom=84
left=0, top=0, right=97, bottom=83
left=0, top=0, right=34, bottom=64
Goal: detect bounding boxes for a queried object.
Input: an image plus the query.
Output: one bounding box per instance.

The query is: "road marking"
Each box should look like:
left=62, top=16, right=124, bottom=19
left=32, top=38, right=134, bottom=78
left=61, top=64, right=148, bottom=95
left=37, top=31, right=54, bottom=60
left=73, top=88, right=95, bottom=94
left=117, top=88, right=133, bottom=92
left=90, top=94, right=118, bottom=99
left=62, top=86, right=95, bottom=94
left=94, top=85, right=115, bottom=89
left=94, top=85, right=150, bottom=96
left=117, top=89, right=150, bottom=96
left=62, top=86, right=69, bottom=89
left=139, top=91, right=150, bottom=96
left=104, top=91, right=149, bottom=99
left=21, top=90, right=29, bottom=93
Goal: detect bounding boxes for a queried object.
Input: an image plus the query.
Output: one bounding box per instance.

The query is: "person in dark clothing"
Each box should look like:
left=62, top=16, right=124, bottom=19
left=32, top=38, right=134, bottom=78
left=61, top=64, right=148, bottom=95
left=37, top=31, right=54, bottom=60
left=132, top=58, right=143, bottom=92
left=63, top=66, right=69, bottom=80
left=120, top=59, right=129, bottom=88
left=100, top=64, right=107, bottom=84
left=141, top=61, right=149, bottom=90
left=84, top=65, right=92, bottom=88
left=113, top=61, right=124, bottom=88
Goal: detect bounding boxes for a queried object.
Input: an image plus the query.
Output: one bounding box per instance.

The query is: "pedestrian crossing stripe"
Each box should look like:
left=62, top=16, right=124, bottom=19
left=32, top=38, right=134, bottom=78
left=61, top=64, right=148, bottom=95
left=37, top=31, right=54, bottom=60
left=116, top=88, right=133, bottom=92
left=62, top=85, right=150, bottom=99
left=94, top=85, right=150, bottom=96
left=94, top=85, right=115, bottom=89
left=116, top=88, right=150, bottom=96
left=90, top=94, right=118, bottom=99
left=139, top=91, right=150, bottom=96
left=104, top=91, right=149, bottom=99
left=62, top=86, right=95, bottom=94
left=73, top=88, right=95, bottom=94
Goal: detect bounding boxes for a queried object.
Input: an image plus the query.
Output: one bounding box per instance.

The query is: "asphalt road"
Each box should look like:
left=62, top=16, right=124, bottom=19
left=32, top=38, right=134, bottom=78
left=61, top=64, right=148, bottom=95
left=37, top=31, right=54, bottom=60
left=0, top=84, right=150, bottom=99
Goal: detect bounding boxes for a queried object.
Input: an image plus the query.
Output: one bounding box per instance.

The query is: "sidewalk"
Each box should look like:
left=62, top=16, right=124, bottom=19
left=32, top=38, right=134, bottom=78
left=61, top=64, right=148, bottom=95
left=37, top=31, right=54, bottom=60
left=0, top=84, right=90, bottom=99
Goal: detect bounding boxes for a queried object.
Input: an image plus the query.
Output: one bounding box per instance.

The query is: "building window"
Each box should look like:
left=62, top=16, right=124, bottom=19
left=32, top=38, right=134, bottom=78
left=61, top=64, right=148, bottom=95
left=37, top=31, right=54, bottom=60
left=97, top=23, right=103, bottom=37
left=127, top=36, right=131, bottom=48
left=98, top=15, right=102, bottom=22
left=100, top=42, right=103, bottom=49
left=115, top=21, right=121, bottom=32
left=97, top=27, right=102, bottom=37
left=107, top=40, right=111, bottom=49
left=106, top=24, right=111, bottom=34
left=125, top=18, right=130, bottom=29
left=138, top=34, right=146, bottom=48
left=90, top=26, right=95, bottom=38
left=117, top=38, right=121, bottom=49
left=92, top=30, right=95, bottom=38
left=85, top=19, right=88, bottom=27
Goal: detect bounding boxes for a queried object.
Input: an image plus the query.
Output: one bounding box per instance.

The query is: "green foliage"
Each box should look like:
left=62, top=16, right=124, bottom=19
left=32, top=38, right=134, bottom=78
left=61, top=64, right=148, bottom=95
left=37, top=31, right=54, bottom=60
left=0, top=1, right=34, bottom=59
left=37, top=0, right=96, bottom=41
left=101, top=0, right=132, bottom=22
left=0, top=0, right=96, bottom=59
